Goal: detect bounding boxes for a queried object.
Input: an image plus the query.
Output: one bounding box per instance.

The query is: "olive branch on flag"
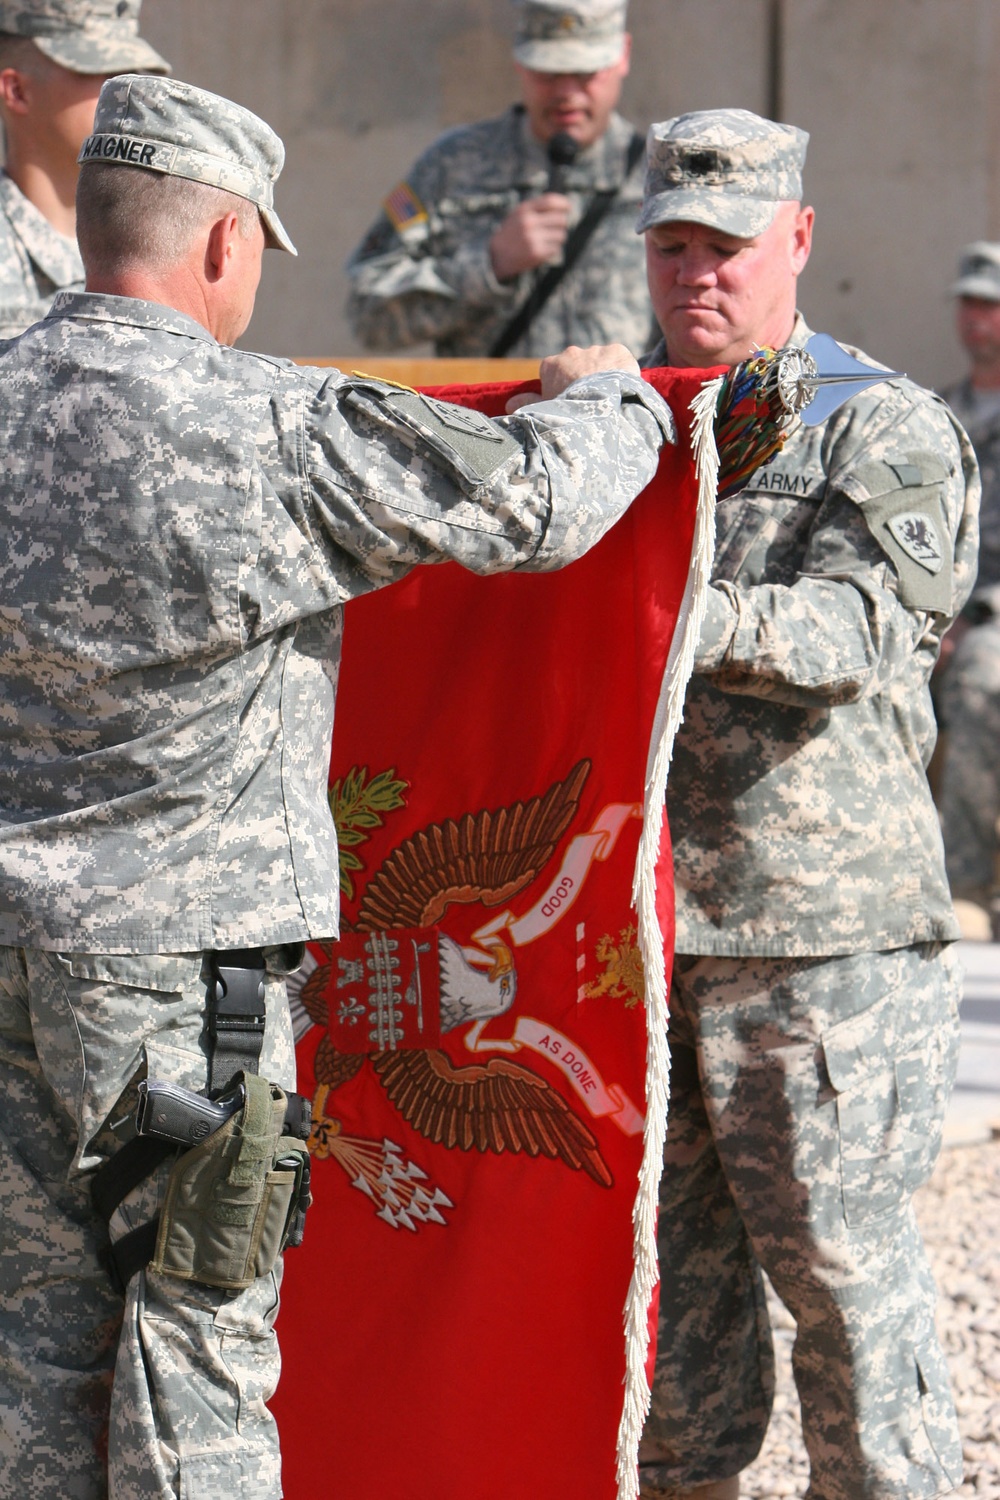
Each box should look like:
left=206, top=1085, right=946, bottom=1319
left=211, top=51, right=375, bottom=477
left=328, top=765, right=409, bottom=900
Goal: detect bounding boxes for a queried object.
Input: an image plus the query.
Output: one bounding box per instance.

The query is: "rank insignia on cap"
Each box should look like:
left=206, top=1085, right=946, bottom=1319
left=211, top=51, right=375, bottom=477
left=383, top=181, right=428, bottom=234
left=886, top=511, right=944, bottom=573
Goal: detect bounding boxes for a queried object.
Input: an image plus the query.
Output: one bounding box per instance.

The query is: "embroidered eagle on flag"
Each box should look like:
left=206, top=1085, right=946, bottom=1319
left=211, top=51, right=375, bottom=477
left=291, top=757, right=615, bottom=1209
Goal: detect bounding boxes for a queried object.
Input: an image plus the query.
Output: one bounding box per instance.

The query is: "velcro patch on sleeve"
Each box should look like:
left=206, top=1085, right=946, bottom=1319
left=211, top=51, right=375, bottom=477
left=845, top=454, right=954, bottom=612
left=391, top=391, right=523, bottom=484
left=860, top=486, right=953, bottom=613
left=344, top=382, right=522, bottom=487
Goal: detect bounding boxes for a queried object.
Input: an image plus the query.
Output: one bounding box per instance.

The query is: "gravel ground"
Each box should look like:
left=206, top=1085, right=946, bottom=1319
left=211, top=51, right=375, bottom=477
left=742, top=1136, right=1000, bottom=1499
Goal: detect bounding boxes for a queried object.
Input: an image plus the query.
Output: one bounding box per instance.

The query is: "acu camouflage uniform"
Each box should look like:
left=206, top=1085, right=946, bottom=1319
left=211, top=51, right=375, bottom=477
left=0, top=172, right=84, bottom=335
left=0, top=74, right=675, bottom=1500
left=937, top=579, right=1000, bottom=921
left=939, top=378, right=1000, bottom=594
left=938, top=375, right=1000, bottom=918
left=0, top=295, right=671, bottom=1500
left=345, top=105, right=653, bottom=358
left=0, top=0, right=167, bottom=75
left=639, top=313, right=979, bottom=1499
left=346, top=0, right=653, bottom=359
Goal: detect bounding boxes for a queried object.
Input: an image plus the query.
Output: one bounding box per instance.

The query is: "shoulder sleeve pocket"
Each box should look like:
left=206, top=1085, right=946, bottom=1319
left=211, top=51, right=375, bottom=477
left=844, top=455, right=954, bottom=613
left=342, top=382, right=522, bottom=488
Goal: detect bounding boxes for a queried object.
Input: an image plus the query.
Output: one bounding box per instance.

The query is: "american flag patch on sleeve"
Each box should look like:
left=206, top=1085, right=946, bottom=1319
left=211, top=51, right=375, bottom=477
left=383, top=181, right=428, bottom=233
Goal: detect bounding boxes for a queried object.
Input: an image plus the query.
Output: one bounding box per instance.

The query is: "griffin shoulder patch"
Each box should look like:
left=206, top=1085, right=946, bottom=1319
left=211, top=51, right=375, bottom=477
left=849, top=456, right=954, bottom=613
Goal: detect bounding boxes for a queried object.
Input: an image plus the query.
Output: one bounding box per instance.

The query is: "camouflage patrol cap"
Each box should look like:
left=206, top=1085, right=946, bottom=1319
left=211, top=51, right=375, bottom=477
left=79, top=74, right=297, bottom=254
left=950, top=242, right=1000, bottom=302
left=512, top=0, right=627, bottom=73
left=636, top=108, right=809, bottom=238
left=0, top=0, right=169, bottom=76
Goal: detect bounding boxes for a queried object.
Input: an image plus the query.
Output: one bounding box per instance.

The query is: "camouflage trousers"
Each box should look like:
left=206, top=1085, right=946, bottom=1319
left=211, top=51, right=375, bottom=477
left=0, top=945, right=297, bottom=1500
left=639, top=945, right=963, bottom=1500
left=939, top=616, right=1000, bottom=914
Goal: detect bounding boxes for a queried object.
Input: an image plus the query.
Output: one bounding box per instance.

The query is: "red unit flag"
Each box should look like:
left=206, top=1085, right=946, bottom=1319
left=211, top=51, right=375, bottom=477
left=272, top=368, right=722, bottom=1500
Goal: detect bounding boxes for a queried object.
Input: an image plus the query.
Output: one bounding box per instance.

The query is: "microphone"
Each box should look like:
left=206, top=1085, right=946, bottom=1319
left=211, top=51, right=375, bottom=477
left=546, top=131, right=579, bottom=193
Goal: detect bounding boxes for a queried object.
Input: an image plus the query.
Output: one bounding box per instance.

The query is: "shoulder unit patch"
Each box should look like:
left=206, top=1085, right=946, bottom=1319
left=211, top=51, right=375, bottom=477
left=342, top=379, right=522, bottom=488
left=385, top=391, right=521, bottom=483
left=886, top=510, right=944, bottom=574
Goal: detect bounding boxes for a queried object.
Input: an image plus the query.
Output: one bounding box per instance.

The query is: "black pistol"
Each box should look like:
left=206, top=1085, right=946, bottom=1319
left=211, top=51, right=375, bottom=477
left=135, top=1077, right=313, bottom=1147
left=135, top=1078, right=245, bottom=1146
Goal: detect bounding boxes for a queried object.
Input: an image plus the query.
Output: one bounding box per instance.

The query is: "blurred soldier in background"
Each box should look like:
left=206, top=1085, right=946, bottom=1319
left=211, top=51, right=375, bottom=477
left=345, top=0, right=654, bottom=357
left=942, top=244, right=1000, bottom=597
left=938, top=243, right=1000, bottom=936
left=0, top=0, right=168, bottom=337
left=635, top=110, right=979, bottom=1500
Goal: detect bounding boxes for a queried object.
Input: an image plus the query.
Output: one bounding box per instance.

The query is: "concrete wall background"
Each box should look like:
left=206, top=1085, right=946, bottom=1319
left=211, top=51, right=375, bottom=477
left=139, top=0, right=998, bottom=387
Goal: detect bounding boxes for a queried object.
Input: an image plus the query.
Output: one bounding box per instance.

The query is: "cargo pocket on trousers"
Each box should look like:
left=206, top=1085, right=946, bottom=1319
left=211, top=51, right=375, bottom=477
left=822, top=985, right=956, bottom=1228
left=40, top=951, right=204, bottom=1173
left=179, top=1449, right=273, bottom=1500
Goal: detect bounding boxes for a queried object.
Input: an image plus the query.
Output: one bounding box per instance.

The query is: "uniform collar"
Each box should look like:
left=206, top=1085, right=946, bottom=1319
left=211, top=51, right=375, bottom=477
left=46, top=290, right=220, bottom=343
left=785, top=310, right=813, bottom=347
left=0, top=173, right=83, bottom=289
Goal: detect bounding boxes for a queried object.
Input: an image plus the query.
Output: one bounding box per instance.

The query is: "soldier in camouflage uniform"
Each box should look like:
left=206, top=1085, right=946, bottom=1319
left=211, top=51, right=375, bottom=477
left=937, top=244, right=1000, bottom=929
left=0, top=0, right=167, bottom=337
left=937, top=586, right=1000, bottom=931
left=0, top=74, right=675, bottom=1500
left=345, top=0, right=655, bottom=358
left=633, top=111, right=979, bottom=1500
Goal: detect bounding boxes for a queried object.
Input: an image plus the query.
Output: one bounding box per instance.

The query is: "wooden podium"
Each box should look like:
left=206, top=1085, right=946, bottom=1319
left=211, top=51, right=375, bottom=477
left=292, top=356, right=539, bottom=386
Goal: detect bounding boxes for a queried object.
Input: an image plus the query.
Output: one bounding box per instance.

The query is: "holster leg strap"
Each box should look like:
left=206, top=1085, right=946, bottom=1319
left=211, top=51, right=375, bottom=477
left=209, top=948, right=267, bottom=1096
